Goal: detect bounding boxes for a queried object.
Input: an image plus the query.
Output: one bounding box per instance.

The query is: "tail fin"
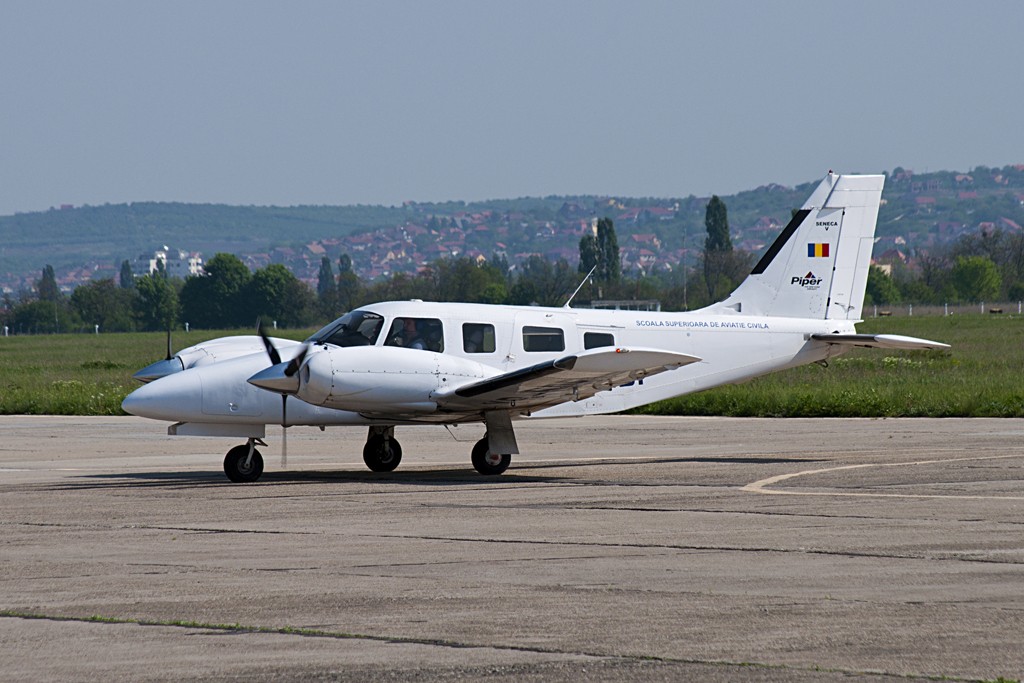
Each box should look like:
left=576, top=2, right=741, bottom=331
left=711, top=172, right=884, bottom=320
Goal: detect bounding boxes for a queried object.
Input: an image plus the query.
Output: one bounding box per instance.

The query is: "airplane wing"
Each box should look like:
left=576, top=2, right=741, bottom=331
left=435, top=347, right=700, bottom=413
left=811, top=333, right=950, bottom=350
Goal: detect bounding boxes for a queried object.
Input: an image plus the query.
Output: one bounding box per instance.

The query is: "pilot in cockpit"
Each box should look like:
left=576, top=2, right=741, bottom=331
left=389, top=318, right=425, bottom=349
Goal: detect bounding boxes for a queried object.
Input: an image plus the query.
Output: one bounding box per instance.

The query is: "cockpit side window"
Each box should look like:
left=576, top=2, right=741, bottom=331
left=306, top=310, right=384, bottom=347
left=462, top=323, right=495, bottom=353
left=384, top=317, right=444, bottom=352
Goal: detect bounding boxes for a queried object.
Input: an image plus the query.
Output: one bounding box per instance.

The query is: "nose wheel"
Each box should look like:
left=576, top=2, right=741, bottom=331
left=224, top=440, right=265, bottom=483
left=471, top=437, right=511, bottom=475
left=363, top=426, right=402, bottom=472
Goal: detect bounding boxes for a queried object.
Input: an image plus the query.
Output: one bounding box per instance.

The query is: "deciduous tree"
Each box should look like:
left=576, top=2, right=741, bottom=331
left=179, top=253, right=252, bottom=328
left=246, top=264, right=316, bottom=328
left=951, top=255, right=1000, bottom=302
left=133, top=274, right=179, bottom=331
left=71, top=278, right=135, bottom=331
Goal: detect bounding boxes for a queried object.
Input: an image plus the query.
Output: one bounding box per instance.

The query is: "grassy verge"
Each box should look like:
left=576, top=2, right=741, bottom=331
left=636, top=314, right=1024, bottom=417
left=0, top=315, right=1019, bottom=417
left=0, top=328, right=309, bottom=415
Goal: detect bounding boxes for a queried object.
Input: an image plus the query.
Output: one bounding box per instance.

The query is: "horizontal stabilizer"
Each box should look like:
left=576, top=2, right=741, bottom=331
left=811, top=333, right=950, bottom=351
left=437, top=347, right=700, bottom=413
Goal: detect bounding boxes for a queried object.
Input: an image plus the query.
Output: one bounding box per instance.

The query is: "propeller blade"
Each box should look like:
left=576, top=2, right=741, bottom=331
left=165, top=327, right=173, bottom=361
left=284, top=344, right=309, bottom=377
left=257, top=319, right=282, bottom=366
left=281, top=394, right=288, bottom=470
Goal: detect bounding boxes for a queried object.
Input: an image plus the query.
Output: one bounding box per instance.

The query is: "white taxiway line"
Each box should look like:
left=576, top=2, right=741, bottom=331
left=741, top=453, right=1024, bottom=501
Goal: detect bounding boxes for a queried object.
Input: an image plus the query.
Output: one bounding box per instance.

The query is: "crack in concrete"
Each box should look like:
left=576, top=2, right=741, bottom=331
left=366, top=533, right=1024, bottom=566
left=0, top=521, right=316, bottom=535
left=0, top=609, right=974, bottom=682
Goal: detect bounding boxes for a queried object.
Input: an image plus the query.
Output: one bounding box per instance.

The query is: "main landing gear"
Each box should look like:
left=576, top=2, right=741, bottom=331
left=223, top=438, right=265, bottom=483
left=471, top=436, right=511, bottom=475
left=360, top=427, right=512, bottom=476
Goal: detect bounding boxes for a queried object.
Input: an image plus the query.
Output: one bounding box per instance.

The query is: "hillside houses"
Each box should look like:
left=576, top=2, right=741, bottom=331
left=6, top=165, right=1024, bottom=295
left=117, top=176, right=1024, bottom=286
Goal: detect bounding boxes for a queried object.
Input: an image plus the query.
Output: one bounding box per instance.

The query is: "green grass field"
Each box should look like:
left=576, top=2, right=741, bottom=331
left=0, top=315, right=1019, bottom=417
left=0, top=328, right=308, bottom=415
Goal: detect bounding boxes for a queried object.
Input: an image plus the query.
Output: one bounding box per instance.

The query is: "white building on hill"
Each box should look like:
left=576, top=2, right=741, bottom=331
left=134, top=246, right=204, bottom=278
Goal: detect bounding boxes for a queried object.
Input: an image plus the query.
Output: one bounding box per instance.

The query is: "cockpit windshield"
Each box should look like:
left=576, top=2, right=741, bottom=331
left=305, top=310, right=384, bottom=347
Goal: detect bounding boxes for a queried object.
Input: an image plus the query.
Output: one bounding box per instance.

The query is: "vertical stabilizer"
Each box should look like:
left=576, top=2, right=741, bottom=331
left=711, top=172, right=884, bottom=320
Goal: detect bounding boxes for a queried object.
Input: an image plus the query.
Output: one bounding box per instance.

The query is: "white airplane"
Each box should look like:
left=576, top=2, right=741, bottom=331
left=122, top=172, right=949, bottom=482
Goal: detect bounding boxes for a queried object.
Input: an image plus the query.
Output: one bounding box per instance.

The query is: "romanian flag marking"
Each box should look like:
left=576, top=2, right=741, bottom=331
left=807, top=243, right=830, bottom=257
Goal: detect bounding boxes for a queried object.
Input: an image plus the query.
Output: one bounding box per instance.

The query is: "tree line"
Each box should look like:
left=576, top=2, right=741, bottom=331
left=2, top=196, right=1020, bottom=334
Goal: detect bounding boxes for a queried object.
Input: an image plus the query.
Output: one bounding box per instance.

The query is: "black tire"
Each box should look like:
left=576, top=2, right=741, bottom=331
left=224, top=445, right=264, bottom=483
left=471, top=437, right=511, bottom=475
left=363, top=435, right=402, bottom=472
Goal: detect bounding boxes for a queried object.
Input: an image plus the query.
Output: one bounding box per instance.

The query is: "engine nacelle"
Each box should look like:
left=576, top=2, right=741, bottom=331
left=179, top=335, right=300, bottom=369
left=135, top=335, right=301, bottom=383
left=297, top=346, right=494, bottom=414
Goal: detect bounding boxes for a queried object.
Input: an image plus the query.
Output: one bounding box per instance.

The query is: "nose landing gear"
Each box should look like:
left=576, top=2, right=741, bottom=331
left=363, top=426, right=403, bottom=472
left=224, top=438, right=266, bottom=483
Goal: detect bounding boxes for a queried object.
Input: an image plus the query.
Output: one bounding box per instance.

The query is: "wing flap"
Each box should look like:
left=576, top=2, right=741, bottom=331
left=436, top=347, right=700, bottom=413
left=811, top=333, right=950, bottom=350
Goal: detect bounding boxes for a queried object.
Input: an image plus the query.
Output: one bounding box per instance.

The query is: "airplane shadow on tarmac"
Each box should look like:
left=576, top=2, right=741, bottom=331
left=49, top=455, right=823, bottom=491
left=53, top=468, right=565, bottom=491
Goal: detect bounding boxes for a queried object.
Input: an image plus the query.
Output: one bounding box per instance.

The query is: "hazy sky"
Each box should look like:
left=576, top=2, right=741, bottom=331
left=2, top=1, right=1022, bottom=216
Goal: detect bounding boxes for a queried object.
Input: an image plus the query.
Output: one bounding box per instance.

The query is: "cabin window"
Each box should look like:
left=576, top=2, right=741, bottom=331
left=384, top=317, right=444, bottom=352
left=307, top=310, right=384, bottom=347
left=462, top=323, right=495, bottom=353
left=584, top=332, right=615, bottom=349
left=522, top=326, right=565, bottom=352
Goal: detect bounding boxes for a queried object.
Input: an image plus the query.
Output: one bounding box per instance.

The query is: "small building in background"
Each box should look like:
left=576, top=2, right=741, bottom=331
left=133, top=246, right=204, bottom=278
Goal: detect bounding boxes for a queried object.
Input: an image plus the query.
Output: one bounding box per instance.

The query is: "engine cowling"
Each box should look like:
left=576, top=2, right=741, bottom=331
left=135, top=335, right=301, bottom=383
left=296, top=346, right=494, bottom=414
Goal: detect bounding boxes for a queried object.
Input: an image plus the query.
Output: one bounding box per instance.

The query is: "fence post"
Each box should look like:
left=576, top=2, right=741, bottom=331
left=909, top=304, right=913, bottom=316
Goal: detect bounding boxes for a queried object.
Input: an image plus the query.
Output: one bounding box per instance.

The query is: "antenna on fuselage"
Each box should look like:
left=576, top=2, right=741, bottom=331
left=563, top=265, right=597, bottom=309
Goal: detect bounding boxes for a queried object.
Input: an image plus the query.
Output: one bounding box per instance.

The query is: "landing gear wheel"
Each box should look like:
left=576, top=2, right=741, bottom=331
left=471, top=437, right=511, bottom=476
left=363, top=435, right=403, bottom=472
left=224, top=445, right=264, bottom=483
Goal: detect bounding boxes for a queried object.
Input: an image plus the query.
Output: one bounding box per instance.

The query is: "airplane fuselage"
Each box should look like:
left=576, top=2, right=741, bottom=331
left=123, top=300, right=852, bottom=431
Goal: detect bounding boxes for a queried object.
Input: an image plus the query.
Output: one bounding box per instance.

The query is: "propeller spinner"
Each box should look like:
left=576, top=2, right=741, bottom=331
left=249, top=322, right=309, bottom=394
left=133, top=327, right=183, bottom=383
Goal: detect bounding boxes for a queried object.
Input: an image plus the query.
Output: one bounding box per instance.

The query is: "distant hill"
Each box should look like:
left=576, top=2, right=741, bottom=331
left=0, top=202, right=406, bottom=290
left=3, top=164, right=1023, bottom=292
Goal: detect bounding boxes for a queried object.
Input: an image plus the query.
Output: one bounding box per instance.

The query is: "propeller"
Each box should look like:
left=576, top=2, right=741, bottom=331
left=133, top=325, right=183, bottom=383
left=257, top=320, right=282, bottom=366
left=284, top=344, right=309, bottom=378
left=255, top=320, right=310, bottom=470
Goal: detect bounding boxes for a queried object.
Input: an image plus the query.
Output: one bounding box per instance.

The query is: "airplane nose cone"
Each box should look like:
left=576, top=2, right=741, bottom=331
left=247, top=363, right=300, bottom=394
left=132, top=357, right=184, bottom=383
left=121, top=370, right=202, bottom=421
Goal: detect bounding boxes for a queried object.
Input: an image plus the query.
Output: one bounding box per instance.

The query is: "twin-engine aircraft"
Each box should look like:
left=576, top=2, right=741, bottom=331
left=122, top=173, right=949, bottom=482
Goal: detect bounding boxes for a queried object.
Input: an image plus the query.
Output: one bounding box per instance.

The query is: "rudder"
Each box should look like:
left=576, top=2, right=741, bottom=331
left=711, top=172, right=884, bottom=320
